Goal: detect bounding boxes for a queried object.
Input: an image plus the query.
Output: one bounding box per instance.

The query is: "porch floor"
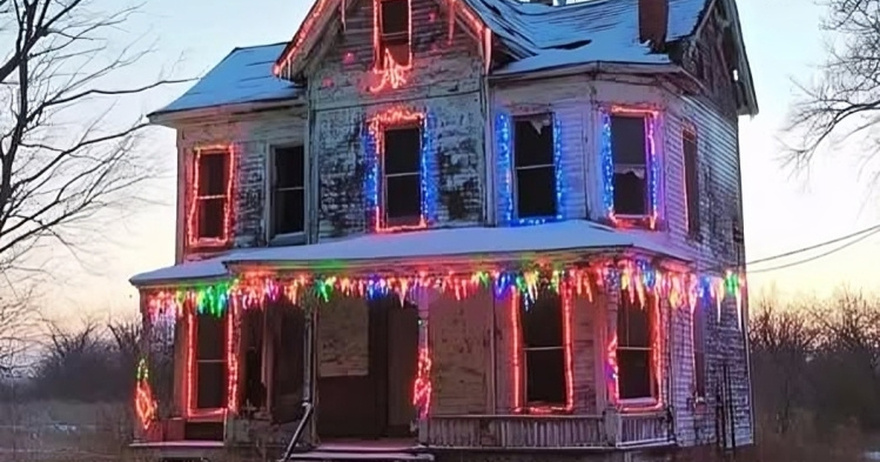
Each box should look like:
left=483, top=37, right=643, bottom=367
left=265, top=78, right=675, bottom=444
left=290, top=438, right=432, bottom=461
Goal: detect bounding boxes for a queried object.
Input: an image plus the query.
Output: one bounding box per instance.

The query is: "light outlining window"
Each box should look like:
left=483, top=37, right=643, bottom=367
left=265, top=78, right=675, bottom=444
left=510, top=279, right=574, bottom=413
left=363, top=107, right=438, bottom=232
left=495, top=112, right=564, bottom=226
left=184, top=305, right=235, bottom=418
left=600, top=107, right=660, bottom=229
left=187, top=144, right=235, bottom=248
left=369, top=0, right=413, bottom=92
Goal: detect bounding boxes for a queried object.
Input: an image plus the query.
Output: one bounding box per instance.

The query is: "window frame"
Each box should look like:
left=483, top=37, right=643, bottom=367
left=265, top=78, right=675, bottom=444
left=511, top=113, right=559, bottom=222
left=374, top=0, right=412, bottom=69
left=682, top=124, right=701, bottom=240
left=616, top=290, right=660, bottom=405
left=267, top=144, right=308, bottom=245
left=609, top=113, right=651, bottom=218
left=380, top=123, right=424, bottom=229
left=187, top=146, right=234, bottom=249
left=186, top=309, right=231, bottom=419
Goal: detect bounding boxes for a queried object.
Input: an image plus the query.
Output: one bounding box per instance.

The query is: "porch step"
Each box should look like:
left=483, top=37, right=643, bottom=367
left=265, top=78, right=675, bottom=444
left=287, top=450, right=433, bottom=461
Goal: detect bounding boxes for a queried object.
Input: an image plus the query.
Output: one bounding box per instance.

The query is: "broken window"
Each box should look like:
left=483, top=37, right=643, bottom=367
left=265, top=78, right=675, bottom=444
left=520, top=287, right=566, bottom=407
left=196, top=315, right=228, bottom=409
left=683, top=128, right=700, bottom=237
left=378, top=0, right=410, bottom=67
left=514, top=115, right=557, bottom=219
left=617, top=292, right=655, bottom=401
left=194, top=150, right=230, bottom=241
left=610, top=115, right=649, bottom=216
left=271, top=145, right=306, bottom=237
left=693, top=302, right=707, bottom=398
left=383, top=126, right=422, bottom=226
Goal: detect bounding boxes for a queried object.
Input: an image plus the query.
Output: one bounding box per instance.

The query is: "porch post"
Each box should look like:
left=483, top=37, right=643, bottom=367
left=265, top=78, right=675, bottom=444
left=603, top=275, right=621, bottom=446
left=302, top=292, right=318, bottom=446
left=416, top=287, right=431, bottom=444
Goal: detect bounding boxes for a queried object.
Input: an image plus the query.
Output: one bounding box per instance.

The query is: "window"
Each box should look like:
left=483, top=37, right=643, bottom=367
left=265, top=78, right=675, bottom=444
left=196, top=315, right=228, bottom=409
left=693, top=303, right=707, bottom=398
left=683, top=128, right=700, bottom=237
left=520, top=288, right=566, bottom=407
left=383, top=126, right=422, bottom=226
left=191, top=148, right=231, bottom=244
left=513, top=115, right=557, bottom=219
left=617, top=292, right=656, bottom=401
left=610, top=115, right=649, bottom=216
left=378, top=0, right=410, bottom=67
left=271, top=146, right=306, bottom=238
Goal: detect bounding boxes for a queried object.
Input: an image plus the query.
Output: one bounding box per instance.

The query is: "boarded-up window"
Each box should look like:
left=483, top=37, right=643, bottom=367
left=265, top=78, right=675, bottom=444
left=683, top=128, right=700, bottom=237
left=610, top=115, right=648, bottom=215
left=194, top=150, right=230, bottom=240
left=196, top=315, right=228, bottom=409
left=383, top=126, right=422, bottom=226
left=520, top=288, right=565, bottom=406
left=378, top=0, right=410, bottom=67
left=693, top=302, right=707, bottom=398
left=617, top=292, right=655, bottom=400
left=271, top=145, right=306, bottom=237
left=514, top=115, right=557, bottom=219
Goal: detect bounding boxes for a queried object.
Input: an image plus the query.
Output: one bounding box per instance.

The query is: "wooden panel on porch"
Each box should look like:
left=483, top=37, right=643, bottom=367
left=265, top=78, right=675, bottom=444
left=426, top=415, right=606, bottom=448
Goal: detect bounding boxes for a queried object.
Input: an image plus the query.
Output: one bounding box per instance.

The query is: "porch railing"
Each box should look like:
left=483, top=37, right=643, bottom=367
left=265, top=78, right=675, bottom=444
left=425, top=411, right=671, bottom=449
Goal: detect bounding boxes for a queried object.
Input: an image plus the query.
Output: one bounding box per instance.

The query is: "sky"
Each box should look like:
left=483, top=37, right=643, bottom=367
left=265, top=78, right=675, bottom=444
left=46, top=0, right=880, bottom=321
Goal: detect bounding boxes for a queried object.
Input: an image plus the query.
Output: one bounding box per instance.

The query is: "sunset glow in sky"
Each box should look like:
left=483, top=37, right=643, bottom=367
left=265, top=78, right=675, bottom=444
left=54, top=0, right=880, bottom=320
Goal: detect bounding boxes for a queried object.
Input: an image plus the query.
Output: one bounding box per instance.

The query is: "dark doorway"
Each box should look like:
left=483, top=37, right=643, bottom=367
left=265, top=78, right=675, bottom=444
left=270, top=303, right=306, bottom=424
left=317, top=297, right=419, bottom=440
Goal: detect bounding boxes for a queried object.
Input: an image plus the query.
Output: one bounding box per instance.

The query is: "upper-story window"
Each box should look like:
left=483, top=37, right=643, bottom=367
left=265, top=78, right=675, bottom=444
left=683, top=127, right=700, bottom=238
left=377, top=0, right=410, bottom=68
left=617, top=291, right=657, bottom=402
left=383, top=126, right=422, bottom=227
left=270, top=145, right=306, bottom=240
left=189, top=147, right=233, bottom=247
left=610, top=115, right=651, bottom=216
left=514, top=114, right=557, bottom=219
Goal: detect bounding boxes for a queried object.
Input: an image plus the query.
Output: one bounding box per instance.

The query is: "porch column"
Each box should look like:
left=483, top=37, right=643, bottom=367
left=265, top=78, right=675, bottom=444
left=416, top=287, right=432, bottom=443
left=601, top=276, right=621, bottom=446
left=302, top=292, right=318, bottom=446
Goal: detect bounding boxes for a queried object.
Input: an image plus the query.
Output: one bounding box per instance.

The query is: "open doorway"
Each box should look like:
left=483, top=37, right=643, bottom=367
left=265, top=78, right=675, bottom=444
left=316, top=296, right=419, bottom=440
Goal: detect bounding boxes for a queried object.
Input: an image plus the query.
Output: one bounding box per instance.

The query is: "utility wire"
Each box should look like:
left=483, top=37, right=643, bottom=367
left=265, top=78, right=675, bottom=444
left=746, top=222, right=880, bottom=266
left=747, top=225, right=880, bottom=274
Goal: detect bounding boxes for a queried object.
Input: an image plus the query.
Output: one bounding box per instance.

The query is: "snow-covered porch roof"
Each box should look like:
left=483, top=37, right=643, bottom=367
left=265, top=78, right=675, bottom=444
left=130, top=220, right=692, bottom=289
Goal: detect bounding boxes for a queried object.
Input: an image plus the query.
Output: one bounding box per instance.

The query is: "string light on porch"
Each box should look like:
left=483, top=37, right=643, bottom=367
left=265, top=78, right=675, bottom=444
left=135, top=358, right=158, bottom=431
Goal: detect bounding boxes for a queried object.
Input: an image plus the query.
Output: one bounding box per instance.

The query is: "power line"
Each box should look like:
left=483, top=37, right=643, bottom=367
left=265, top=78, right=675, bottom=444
left=746, top=222, right=880, bottom=266
left=747, top=225, right=880, bottom=274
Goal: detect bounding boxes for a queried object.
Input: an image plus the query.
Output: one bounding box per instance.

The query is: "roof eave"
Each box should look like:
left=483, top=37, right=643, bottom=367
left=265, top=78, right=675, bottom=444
left=130, top=274, right=231, bottom=291
left=148, top=97, right=306, bottom=128
left=489, top=60, right=682, bottom=82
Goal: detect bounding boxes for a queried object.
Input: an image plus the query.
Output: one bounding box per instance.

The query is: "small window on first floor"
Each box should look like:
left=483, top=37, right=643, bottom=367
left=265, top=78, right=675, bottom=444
left=693, top=302, right=707, bottom=398
left=520, top=287, right=565, bottom=406
left=271, top=145, right=306, bottom=237
left=617, top=291, right=656, bottom=401
left=193, top=149, right=231, bottom=242
left=383, top=126, right=422, bottom=226
left=513, top=114, right=557, bottom=219
left=195, top=314, right=228, bottom=410
left=610, top=115, right=649, bottom=216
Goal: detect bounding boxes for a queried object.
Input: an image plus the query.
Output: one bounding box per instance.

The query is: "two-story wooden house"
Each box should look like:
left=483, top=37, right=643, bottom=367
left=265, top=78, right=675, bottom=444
left=129, top=0, right=758, bottom=460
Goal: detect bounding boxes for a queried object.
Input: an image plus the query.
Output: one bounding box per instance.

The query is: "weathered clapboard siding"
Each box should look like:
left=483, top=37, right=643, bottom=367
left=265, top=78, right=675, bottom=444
left=176, top=109, right=308, bottom=261
left=491, top=76, right=589, bottom=224
left=307, top=0, right=486, bottom=238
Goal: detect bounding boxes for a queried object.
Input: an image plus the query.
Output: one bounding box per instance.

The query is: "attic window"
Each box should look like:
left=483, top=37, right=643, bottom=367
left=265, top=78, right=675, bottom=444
left=377, top=0, right=411, bottom=68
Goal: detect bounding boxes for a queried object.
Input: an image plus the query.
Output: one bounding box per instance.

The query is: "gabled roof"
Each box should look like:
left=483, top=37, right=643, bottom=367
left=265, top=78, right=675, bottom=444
left=465, top=0, right=708, bottom=74
left=149, top=43, right=303, bottom=120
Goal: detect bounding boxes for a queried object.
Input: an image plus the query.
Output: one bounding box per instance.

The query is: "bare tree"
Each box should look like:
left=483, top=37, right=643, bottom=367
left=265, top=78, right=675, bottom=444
left=786, top=0, right=880, bottom=179
left=0, top=0, right=186, bottom=368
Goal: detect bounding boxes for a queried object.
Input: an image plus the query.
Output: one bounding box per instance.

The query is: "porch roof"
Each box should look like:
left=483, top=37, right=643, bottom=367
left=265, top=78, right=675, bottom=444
left=130, top=220, right=691, bottom=288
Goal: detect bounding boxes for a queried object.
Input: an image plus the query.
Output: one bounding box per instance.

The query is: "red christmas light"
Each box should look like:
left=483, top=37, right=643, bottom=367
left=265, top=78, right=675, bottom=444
left=186, top=145, right=235, bottom=249
left=412, top=346, right=432, bottom=418
left=135, top=360, right=158, bottom=430
left=369, top=0, right=413, bottom=93
left=226, top=299, right=240, bottom=414
left=369, top=49, right=411, bottom=92
left=275, top=0, right=334, bottom=76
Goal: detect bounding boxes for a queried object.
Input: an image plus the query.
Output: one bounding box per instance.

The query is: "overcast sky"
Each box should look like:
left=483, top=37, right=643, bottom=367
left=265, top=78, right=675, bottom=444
left=48, top=0, right=880, bottom=321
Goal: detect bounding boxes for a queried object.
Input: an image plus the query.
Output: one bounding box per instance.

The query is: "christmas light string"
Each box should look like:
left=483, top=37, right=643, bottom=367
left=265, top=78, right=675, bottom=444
left=186, top=145, right=235, bottom=249
left=135, top=358, right=158, bottom=430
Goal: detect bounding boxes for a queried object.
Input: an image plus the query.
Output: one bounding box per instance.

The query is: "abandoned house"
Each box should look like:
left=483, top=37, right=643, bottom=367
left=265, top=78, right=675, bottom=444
left=129, top=0, right=758, bottom=460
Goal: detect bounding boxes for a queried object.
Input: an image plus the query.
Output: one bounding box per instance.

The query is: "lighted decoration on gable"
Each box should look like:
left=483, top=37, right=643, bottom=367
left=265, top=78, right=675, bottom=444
left=370, top=48, right=411, bottom=92
left=186, top=145, right=235, bottom=248
left=495, top=112, right=565, bottom=226
left=135, top=359, right=158, bottom=430
left=274, top=0, right=334, bottom=77
left=369, top=0, right=413, bottom=93
left=600, top=107, right=660, bottom=229
left=363, top=107, right=438, bottom=232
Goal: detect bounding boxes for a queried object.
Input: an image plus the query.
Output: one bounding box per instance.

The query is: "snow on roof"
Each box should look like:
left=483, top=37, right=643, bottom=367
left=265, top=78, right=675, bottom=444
left=150, top=43, right=303, bottom=117
left=130, top=221, right=690, bottom=287
left=465, top=0, right=708, bottom=74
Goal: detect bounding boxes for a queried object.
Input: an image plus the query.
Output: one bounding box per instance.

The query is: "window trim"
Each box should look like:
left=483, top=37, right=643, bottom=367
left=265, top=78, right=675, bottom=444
left=373, top=0, right=413, bottom=70
left=511, top=113, right=561, bottom=223
left=381, top=124, right=423, bottom=228
left=267, top=143, right=308, bottom=246
left=605, top=107, right=661, bottom=229
left=682, top=123, right=701, bottom=241
left=616, top=290, right=661, bottom=407
left=185, top=309, right=233, bottom=420
left=187, top=145, right=235, bottom=249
